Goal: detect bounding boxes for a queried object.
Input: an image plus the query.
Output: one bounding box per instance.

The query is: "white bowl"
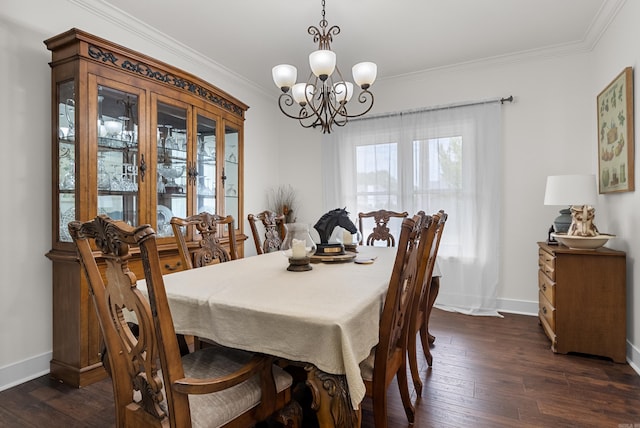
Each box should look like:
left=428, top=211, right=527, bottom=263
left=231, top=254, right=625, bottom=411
left=551, top=233, right=615, bottom=250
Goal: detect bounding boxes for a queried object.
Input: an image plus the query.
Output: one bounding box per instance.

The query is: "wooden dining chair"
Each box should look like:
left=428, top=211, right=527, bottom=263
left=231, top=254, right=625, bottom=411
left=170, top=212, right=238, bottom=352
left=248, top=210, right=286, bottom=255
left=68, top=215, right=301, bottom=428
left=171, top=212, right=238, bottom=270
left=407, top=210, right=447, bottom=397
left=424, top=210, right=448, bottom=350
left=358, top=209, right=409, bottom=247
left=359, top=214, right=434, bottom=427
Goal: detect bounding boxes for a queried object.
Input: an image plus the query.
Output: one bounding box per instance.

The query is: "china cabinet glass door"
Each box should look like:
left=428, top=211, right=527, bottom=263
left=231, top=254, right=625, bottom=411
left=156, top=101, right=188, bottom=237
left=195, top=113, right=217, bottom=215
left=96, top=84, right=141, bottom=229
left=58, top=80, right=76, bottom=242
left=224, top=124, right=240, bottom=226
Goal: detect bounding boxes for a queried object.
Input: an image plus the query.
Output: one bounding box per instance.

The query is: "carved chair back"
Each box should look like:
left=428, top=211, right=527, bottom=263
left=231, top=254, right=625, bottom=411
left=171, top=212, right=238, bottom=270
left=358, top=209, right=409, bottom=247
left=248, top=210, right=286, bottom=255
left=69, top=215, right=299, bottom=427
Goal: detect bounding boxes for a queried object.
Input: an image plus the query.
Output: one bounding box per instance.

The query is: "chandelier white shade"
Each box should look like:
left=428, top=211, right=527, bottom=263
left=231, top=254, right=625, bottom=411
left=333, top=81, right=353, bottom=103
left=272, top=65, right=297, bottom=90
left=292, top=83, right=314, bottom=106
left=352, top=62, right=377, bottom=89
left=309, top=50, right=336, bottom=79
left=272, top=0, right=376, bottom=133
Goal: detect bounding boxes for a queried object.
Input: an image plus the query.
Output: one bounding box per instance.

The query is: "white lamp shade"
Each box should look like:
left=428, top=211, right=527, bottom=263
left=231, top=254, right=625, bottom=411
left=292, top=83, right=314, bottom=105
left=352, top=62, right=377, bottom=88
left=309, top=50, right=336, bottom=79
left=272, top=64, right=297, bottom=90
left=333, top=81, right=354, bottom=103
left=544, top=174, right=597, bottom=206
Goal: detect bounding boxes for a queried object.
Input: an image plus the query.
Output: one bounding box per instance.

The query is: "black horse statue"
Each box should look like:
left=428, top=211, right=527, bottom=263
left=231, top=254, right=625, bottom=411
left=314, top=208, right=358, bottom=244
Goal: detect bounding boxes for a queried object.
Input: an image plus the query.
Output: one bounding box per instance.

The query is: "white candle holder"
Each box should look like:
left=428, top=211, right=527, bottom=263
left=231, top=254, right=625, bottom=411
left=281, top=223, right=317, bottom=271
left=341, top=228, right=361, bottom=253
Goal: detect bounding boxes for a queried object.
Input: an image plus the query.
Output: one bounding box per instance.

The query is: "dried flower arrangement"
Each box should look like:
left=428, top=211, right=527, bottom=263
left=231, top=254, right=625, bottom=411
left=267, top=185, right=298, bottom=223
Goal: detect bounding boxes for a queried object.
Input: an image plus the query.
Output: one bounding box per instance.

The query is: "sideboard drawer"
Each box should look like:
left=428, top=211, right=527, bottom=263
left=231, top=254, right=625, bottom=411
left=538, top=290, right=555, bottom=332
left=538, top=270, right=556, bottom=306
left=538, top=248, right=556, bottom=281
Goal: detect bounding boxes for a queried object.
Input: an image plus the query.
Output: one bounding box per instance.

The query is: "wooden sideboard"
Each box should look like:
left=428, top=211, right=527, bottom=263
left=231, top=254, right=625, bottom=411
left=45, top=28, right=247, bottom=387
left=537, top=242, right=626, bottom=363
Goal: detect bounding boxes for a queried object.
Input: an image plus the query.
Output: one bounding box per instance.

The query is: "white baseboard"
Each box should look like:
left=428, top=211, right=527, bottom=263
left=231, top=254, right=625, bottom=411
left=0, top=352, right=51, bottom=392
left=627, top=341, right=640, bottom=376
left=496, top=297, right=538, bottom=316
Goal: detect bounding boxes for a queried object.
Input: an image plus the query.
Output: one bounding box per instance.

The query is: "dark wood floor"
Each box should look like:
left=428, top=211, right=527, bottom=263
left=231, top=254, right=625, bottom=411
left=2, top=309, right=639, bottom=427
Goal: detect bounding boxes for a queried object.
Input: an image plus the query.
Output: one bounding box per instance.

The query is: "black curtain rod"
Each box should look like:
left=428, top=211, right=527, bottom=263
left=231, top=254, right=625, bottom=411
left=349, top=95, right=514, bottom=123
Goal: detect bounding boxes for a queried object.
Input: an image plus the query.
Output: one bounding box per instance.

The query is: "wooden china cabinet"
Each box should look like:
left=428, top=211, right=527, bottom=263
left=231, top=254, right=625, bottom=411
left=44, top=28, right=247, bottom=387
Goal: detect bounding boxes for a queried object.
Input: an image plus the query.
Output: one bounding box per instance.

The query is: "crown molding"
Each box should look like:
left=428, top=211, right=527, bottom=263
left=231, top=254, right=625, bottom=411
left=380, top=0, right=627, bottom=84
left=68, top=0, right=269, bottom=97
left=582, top=0, right=628, bottom=49
left=70, top=0, right=627, bottom=97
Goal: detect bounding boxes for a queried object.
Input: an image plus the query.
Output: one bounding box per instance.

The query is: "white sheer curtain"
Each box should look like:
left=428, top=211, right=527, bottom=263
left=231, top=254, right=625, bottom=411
left=322, top=101, right=502, bottom=316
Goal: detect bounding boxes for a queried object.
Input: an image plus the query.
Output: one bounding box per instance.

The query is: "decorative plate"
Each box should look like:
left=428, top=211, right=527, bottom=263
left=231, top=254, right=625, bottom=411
left=157, top=205, right=173, bottom=228
left=60, top=207, right=108, bottom=242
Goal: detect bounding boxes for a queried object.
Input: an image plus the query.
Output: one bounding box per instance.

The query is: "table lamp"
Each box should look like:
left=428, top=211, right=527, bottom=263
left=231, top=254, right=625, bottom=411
left=543, top=174, right=598, bottom=235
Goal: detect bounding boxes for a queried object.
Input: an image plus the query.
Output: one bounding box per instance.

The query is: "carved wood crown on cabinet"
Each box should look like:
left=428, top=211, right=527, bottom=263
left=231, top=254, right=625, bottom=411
left=45, top=28, right=248, bottom=387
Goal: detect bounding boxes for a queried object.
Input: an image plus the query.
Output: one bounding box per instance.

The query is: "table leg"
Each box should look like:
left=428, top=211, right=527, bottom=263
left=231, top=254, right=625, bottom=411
left=425, top=276, right=440, bottom=344
left=305, top=365, right=361, bottom=428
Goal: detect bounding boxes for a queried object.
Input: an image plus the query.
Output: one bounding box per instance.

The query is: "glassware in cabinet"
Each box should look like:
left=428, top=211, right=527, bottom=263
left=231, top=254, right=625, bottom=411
left=58, top=80, right=76, bottom=242
left=195, top=113, right=217, bottom=216
left=224, top=124, right=240, bottom=226
left=156, top=102, right=188, bottom=237
left=96, top=85, right=141, bottom=228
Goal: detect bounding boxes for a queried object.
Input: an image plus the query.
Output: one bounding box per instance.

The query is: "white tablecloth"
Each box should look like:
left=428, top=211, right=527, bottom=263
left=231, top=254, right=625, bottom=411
left=138, top=246, right=396, bottom=409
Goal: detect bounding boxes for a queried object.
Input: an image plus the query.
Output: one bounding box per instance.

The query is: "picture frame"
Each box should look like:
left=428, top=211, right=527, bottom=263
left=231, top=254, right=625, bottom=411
left=597, top=67, right=634, bottom=193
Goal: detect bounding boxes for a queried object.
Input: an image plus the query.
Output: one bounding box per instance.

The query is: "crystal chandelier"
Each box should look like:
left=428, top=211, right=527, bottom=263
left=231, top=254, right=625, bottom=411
left=272, top=0, right=377, bottom=134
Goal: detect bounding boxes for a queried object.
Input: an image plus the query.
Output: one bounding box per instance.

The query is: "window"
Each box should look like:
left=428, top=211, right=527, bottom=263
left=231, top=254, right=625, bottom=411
left=323, top=102, right=502, bottom=315
left=354, top=135, right=464, bottom=253
left=355, top=142, right=399, bottom=211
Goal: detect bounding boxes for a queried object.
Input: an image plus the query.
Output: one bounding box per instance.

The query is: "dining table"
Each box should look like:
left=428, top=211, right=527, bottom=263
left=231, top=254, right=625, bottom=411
left=137, top=245, right=397, bottom=427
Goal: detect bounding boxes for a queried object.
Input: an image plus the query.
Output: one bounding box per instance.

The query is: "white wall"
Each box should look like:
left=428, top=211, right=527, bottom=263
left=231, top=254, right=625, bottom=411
left=0, top=0, right=637, bottom=390
left=591, top=0, right=640, bottom=368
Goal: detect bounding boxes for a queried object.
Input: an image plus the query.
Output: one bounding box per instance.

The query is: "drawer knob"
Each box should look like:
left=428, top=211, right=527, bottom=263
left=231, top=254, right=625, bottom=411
left=164, top=261, right=182, bottom=272
left=542, top=284, right=547, bottom=291
left=542, top=306, right=547, bottom=314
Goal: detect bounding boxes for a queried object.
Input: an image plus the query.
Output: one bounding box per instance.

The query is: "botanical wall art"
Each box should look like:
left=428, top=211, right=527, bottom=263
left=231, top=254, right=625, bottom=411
left=597, top=67, right=635, bottom=193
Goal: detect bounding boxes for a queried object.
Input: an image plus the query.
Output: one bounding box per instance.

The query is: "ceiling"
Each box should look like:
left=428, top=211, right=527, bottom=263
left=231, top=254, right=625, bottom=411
left=102, top=0, right=620, bottom=93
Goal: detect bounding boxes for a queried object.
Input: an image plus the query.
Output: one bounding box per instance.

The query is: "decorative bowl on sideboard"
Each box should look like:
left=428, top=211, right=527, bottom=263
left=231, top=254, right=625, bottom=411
left=551, top=233, right=615, bottom=250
